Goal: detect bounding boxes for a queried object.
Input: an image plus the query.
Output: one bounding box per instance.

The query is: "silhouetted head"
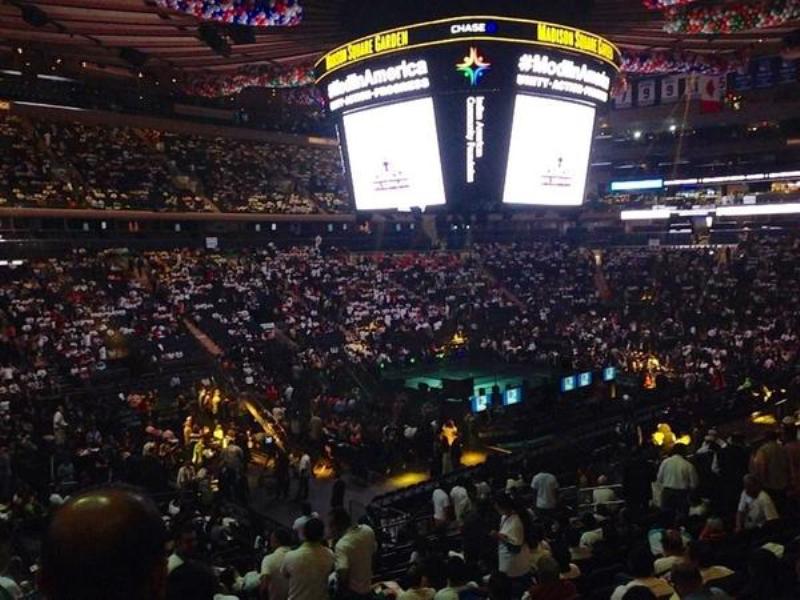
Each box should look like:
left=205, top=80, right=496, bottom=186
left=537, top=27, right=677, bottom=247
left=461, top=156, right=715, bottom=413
left=41, top=487, right=167, bottom=600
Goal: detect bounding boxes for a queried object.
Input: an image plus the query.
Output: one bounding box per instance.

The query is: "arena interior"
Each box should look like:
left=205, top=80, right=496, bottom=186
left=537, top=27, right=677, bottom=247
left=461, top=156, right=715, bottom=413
left=2, top=1, right=800, bottom=599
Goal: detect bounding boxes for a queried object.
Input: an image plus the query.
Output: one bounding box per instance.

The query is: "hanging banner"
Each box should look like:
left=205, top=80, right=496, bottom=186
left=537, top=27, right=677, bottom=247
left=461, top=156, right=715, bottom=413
left=779, top=59, right=797, bottom=84
left=661, top=75, right=680, bottom=102
left=613, top=85, right=633, bottom=109
left=754, top=57, right=775, bottom=88
left=684, top=74, right=702, bottom=98
left=637, top=79, right=656, bottom=106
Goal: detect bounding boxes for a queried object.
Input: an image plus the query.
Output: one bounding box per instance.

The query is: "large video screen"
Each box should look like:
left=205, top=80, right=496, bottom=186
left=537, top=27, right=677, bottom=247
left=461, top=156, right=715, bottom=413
left=342, top=97, right=446, bottom=211
left=502, top=95, right=596, bottom=206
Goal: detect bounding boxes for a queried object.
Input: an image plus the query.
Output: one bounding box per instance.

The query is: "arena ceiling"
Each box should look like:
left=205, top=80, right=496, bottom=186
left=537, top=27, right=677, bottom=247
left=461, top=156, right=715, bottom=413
left=0, top=0, right=796, bottom=84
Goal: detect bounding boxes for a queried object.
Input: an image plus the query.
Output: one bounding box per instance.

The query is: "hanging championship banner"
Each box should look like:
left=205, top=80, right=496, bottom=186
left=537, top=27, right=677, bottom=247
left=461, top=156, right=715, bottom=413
left=637, top=79, right=656, bottom=106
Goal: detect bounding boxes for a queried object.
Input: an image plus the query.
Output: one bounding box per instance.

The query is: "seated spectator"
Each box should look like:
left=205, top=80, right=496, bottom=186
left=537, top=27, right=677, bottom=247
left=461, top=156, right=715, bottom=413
left=736, top=475, right=778, bottom=532
left=167, top=560, right=217, bottom=600
left=488, top=571, right=512, bottom=600
left=611, top=545, right=674, bottom=600
left=593, top=475, right=618, bottom=505
left=398, top=565, right=436, bottom=600
left=669, top=561, right=731, bottom=600
left=698, top=518, right=726, bottom=543
left=550, top=543, right=581, bottom=581
left=433, top=556, right=479, bottom=600
left=737, top=548, right=795, bottom=600
left=40, top=487, right=167, bottom=600
left=685, top=541, right=735, bottom=588
left=524, top=555, right=578, bottom=600
left=654, top=530, right=686, bottom=576
left=622, top=588, right=658, bottom=600
left=168, top=523, right=198, bottom=574
left=578, top=513, right=604, bottom=549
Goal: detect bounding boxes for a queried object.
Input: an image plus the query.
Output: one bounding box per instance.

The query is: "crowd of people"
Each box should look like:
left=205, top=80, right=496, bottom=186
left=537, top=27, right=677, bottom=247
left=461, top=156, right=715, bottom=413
left=0, top=113, right=350, bottom=214
left=0, top=233, right=798, bottom=598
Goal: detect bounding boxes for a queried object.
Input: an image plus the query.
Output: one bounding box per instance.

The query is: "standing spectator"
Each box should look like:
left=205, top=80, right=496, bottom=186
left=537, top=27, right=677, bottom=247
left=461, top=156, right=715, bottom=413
left=736, top=475, right=778, bottom=532
left=751, top=431, right=789, bottom=510
left=53, top=405, right=68, bottom=446
left=530, top=470, right=559, bottom=516
left=281, top=518, right=334, bottom=600
left=293, top=503, right=319, bottom=542
left=331, top=473, right=346, bottom=509
left=260, top=528, right=293, bottom=600
left=623, top=448, right=654, bottom=515
left=275, top=451, right=291, bottom=500
left=450, top=480, right=472, bottom=524
left=782, top=423, right=800, bottom=501
left=330, top=507, right=377, bottom=599
left=492, top=493, right=532, bottom=595
left=296, top=452, right=311, bottom=501
left=656, top=444, right=698, bottom=516
left=432, top=485, right=451, bottom=529
left=718, top=433, right=750, bottom=515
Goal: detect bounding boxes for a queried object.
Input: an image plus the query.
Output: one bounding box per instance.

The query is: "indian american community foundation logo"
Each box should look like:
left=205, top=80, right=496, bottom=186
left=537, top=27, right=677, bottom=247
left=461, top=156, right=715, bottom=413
left=456, top=47, right=491, bottom=86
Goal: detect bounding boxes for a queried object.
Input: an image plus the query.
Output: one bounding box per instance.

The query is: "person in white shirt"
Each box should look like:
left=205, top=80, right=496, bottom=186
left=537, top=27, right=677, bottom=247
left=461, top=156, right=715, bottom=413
left=578, top=513, right=604, bottom=549
left=736, top=474, right=778, bottom=532
left=592, top=475, right=617, bottom=506
left=530, top=471, right=559, bottom=513
left=260, top=528, right=293, bottom=600
left=432, top=486, right=451, bottom=528
left=281, top=518, right=334, bottom=600
left=293, top=503, right=319, bottom=542
left=492, top=492, right=531, bottom=590
left=330, top=508, right=377, bottom=598
left=656, top=444, right=698, bottom=516
left=295, top=452, right=311, bottom=501
left=449, top=482, right=472, bottom=524
left=53, top=406, right=68, bottom=445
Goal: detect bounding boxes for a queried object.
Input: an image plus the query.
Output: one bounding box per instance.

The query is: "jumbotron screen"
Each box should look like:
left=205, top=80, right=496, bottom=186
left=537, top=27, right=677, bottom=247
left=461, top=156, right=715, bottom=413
left=317, top=16, right=620, bottom=211
left=342, top=98, right=446, bottom=211
left=503, top=95, right=596, bottom=206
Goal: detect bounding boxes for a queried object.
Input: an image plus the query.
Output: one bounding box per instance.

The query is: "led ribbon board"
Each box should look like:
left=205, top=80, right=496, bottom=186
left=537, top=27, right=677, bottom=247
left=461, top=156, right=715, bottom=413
left=315, top=16, right=621, bottom=82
